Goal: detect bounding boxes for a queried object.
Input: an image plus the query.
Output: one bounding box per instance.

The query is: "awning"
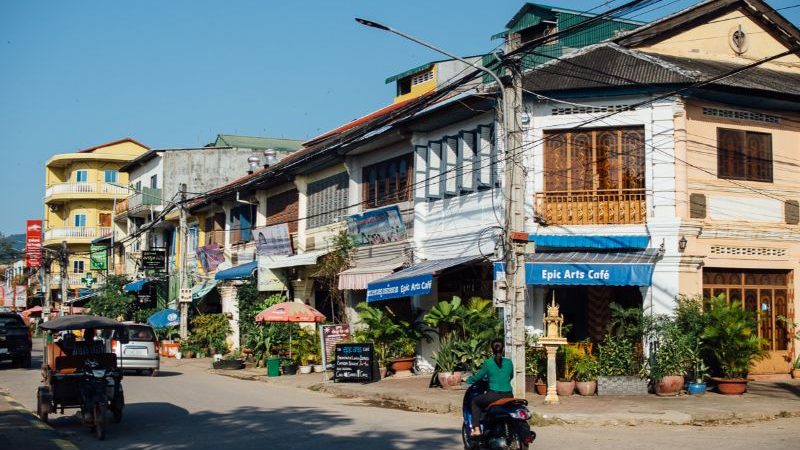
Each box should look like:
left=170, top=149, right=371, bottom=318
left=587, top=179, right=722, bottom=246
left=192, top=280, right=218, bottom=301
left=124, top=278, right=151, bottom=292
left=495, top=250, right=661, bottom=287
left=64, top=289, right=96, bottom=304
left=215, top=261, right=257, bottom=280
left=528, top=235, right=649, bottom=250
left=261, top=249, right=329, bottom=269
left=366, top=255, right=479, bottom=302
left=338, top=262, right=404, bottom=290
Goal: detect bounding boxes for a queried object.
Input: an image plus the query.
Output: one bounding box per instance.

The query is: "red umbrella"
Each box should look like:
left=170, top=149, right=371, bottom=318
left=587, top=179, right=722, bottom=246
left=255, top=302, right=326, bottom=323
left=255, top=302, right=326, bottom=361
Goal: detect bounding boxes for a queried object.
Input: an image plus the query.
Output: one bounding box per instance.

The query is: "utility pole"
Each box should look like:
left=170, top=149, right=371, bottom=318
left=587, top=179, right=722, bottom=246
left=502, top=31, right=527, bottom=398
left=178, top=183, right=190, bottom=339
left=41, top=250, right=53, bottom=322
left=59, top=241, right=69, bottom=316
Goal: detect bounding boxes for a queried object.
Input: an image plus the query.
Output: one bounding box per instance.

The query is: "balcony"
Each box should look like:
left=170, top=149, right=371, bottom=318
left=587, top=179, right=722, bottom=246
left=50, top=273, right=105, bottom=289
left=45, top=182, right=129, bottom=203
left=535, top=189, right=647, bottom=225
left=44, top=226, right=112, bottom=245
left=114, top=188, right=163, bottom=219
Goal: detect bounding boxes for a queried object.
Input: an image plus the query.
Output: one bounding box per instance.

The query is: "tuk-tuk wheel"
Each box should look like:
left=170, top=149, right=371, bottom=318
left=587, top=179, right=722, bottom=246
left=36, top=398, right=48, bottom=423
left=94, top=403, right=107, bottom=440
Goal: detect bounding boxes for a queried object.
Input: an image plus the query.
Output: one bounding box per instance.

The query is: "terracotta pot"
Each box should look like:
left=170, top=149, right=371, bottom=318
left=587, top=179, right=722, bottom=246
left=712, top=377, right=748, bottom=395
left=655, top=375, right=684, bottom=396
left=437, top=371, right=463, bottom=389
left=390, top=357, right=415, bottom=372
left=535, top=382, right=547, bottom=395
left=576, top=380, right=597, bottom=396
left=792, top=369, right=800, bottom=379
left=556, top=380, right=575, bottom=396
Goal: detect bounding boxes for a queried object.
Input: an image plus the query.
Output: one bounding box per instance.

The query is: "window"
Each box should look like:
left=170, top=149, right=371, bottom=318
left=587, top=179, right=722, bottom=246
left=397, top=78, right=412, bottom=96
left=104, top=170, right=118, bottom=183
left=267, top=189, right=299, bottom=233
left=307, top=172, right=349, bottom=229
left=73, top=260, right=85, bottom=274
left=74, top=213, right=87, bottom=228
left=717, top=128, right=773, bottom=182
left=204, top=213, right=226, bottom=245
left=150, top=175, right=158, bottom=189
left=75, top=170, right=88, bottom=183
left=134, top=180, right=142, bottom=193
left=229, top=205, right=254, bottom=243
left=362, top=153, right=413, bottom=209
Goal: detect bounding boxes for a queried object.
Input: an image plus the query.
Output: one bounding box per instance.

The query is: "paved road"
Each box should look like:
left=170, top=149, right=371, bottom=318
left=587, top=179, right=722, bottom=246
left=2, top=342, right=800, bottom=449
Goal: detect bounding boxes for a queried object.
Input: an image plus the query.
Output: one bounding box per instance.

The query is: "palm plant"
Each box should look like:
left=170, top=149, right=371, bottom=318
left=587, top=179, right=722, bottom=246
left=701, top=296, right=767, bottom=379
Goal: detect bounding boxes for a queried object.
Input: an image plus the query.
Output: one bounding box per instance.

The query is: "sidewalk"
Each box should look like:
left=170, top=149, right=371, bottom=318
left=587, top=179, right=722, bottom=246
left=0, top=389, right=79, bottom=450
left=205, top=360, right=800, bottom=427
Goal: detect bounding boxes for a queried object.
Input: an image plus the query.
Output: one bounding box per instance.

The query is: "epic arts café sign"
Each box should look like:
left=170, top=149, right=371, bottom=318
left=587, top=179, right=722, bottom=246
left=365, top=274, right=432, bottom=302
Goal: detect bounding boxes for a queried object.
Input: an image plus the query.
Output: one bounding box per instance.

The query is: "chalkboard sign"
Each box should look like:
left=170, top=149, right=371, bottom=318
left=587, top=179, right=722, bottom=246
left=334, top=343, right=375, bottom=383
left=141, top=250, right=166, bottom=271
left=321, top=324, right=351, bottom=371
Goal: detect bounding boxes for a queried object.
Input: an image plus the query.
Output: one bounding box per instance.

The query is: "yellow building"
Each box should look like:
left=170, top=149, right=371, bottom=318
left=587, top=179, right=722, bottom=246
left=44, top=138, right=149, bottom=298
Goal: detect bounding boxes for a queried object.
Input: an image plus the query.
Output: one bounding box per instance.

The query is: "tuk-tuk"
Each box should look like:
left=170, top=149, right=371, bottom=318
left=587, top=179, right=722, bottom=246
left=37, top=315, right=127, bottom=440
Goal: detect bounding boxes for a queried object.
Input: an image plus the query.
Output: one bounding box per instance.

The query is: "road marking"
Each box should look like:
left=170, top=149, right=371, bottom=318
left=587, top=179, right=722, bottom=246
left=1, top=391, right=81, bottom=450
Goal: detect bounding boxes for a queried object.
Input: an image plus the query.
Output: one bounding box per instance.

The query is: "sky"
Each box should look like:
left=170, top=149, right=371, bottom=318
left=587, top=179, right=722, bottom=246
left=1, top=0, right=799, bottom=234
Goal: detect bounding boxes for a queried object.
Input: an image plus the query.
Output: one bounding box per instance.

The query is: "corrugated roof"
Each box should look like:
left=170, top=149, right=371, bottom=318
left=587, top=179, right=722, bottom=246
left=385, top=62, right=434, bottom=84
left=526, top=249, right=661, bottom=265
left=214, top=134, right=303, bottom=151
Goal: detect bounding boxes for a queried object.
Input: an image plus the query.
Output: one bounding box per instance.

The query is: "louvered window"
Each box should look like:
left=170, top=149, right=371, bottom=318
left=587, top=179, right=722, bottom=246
left=307, top=172, right=349, bottom=229
left=363, top=154, right=413, bottom=209
left=267, top=189, right=299, bottom=233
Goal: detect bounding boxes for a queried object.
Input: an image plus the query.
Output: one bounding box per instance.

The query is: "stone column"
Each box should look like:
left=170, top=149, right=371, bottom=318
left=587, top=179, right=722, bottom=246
left=219, top=283, right=240, bottom=351
left=544, top=345, right=559, bottom=404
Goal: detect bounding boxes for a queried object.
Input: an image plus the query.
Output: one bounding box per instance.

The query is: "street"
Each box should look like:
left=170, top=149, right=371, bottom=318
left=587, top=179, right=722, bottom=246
left=0, top=343, right=799, bottom=450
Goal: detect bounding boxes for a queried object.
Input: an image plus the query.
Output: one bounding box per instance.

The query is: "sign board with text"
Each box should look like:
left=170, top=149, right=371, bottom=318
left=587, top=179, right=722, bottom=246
left=25, top=220, right=42, bottom=268
left=14, top=286, right=27, bottom=308
left=90, top=244, right=107, bottom=270
left=366, top=274, right=432, bottom=302
left=141, top=250, right=166, bottom=271
left=321, top=324, right=351, bottom=370
left=346, top=205, right=407, bottom=247
left=334, top=343, right=375, bottom=383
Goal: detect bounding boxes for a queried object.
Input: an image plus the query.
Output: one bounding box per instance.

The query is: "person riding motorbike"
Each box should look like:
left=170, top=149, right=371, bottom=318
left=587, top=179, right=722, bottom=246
left=465, top=338, right=513, bottom=436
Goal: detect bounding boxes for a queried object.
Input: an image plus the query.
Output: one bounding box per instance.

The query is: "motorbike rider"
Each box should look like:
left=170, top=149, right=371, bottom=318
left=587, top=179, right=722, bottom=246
left=465, top=338, right=513, bottom=436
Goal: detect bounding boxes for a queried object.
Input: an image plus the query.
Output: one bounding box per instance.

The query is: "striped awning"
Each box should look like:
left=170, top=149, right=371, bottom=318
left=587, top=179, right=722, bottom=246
left=338, top=263, right=404, bottom=290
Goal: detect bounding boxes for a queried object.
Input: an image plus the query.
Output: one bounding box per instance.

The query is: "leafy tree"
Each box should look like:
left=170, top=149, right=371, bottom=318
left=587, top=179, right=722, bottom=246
left=86, top=275, right=132, bottom=319
left=311, top=231, right=354, bottom=323
left=701, top=296, right=767, bottom=379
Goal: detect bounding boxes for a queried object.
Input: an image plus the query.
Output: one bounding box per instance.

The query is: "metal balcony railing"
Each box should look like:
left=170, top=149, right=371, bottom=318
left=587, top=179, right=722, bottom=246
left=535, top=189, right=647, bottom=225
left=45, top=182, right=129, bottom=198
left=44, top=227, right=112, bottom=241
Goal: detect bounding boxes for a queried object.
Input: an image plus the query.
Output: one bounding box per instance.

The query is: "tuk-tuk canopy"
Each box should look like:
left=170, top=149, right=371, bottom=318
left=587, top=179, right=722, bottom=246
left=40, top=315, right=124, bottom=332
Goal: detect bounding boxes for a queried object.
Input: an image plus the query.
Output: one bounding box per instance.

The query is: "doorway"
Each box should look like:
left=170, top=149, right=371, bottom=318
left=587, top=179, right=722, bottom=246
left=545, top=285, right=643, bottom=343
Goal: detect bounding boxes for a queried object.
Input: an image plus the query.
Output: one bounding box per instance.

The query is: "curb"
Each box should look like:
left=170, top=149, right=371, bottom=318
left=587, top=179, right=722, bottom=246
left=0, top=390, right=80, bottom=450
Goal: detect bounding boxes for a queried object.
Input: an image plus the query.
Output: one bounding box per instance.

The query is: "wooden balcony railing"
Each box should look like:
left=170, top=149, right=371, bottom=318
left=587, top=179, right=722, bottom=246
left=535, top=189, right=647, bottom=225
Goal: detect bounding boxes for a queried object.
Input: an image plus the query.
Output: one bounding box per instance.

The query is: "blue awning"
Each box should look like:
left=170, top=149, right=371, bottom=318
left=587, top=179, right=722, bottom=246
left=64, top=289, right=96, bottom=304
left=366, top=256, right=479, bottom=302
left=494, top=250, right=660, bottom=287
left=215, top=261, right=257, bottom=280
left=528, top=235, right=649, bottom=250
left=124, top=279, right=151, bottom=292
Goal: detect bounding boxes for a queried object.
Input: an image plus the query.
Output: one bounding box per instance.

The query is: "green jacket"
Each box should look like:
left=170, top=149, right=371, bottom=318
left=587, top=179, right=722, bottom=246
left=467, top=357, right=514, bottom=392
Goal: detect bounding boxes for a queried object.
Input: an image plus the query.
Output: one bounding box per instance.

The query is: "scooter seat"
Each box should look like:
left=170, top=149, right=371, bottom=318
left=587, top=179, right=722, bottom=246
left=487, top=398, right=528, bottom=409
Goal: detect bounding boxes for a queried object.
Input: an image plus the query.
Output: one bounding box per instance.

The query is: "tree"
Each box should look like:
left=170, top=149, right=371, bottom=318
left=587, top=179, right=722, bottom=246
left=86, top=275, right=132, bottom=319
left=311, top=230, right=354, bottom=323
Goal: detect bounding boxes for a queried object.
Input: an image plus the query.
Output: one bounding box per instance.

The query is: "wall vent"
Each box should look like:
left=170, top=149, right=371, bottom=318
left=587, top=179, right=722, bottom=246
left=702, top=107, right=781, bottom=124
left=709, top=246, right=787, bottom=257
left=551, top=104, right=634, bottom=115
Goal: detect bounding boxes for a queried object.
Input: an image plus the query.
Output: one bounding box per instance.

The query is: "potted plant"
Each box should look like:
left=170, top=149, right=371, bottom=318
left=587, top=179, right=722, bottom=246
left=645, top=315, right=692, bottom=396
left=213, top=350, right=245, bottom=370
left=281, top=357, right=298, bottom=375
left=433, top=337, right=462, bottom=389
left=355, top=303, right=427, bottom=377
left=792, top=357, right=800, bottom=380
left=597, top=334, right=647, bottom=395
left=687, top=349, right=709, bottom=395
left=702, top=297, right=767, bottom=395
left=574, top=352, right=599, bottom=396
left=556, top=345, right=580, bottom=396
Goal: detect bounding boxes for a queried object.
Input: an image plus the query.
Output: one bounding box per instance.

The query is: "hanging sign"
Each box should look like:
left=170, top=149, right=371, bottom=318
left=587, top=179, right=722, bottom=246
left=14, top=285, right=27, bottom=308
left=25, top=220, right=42, bottom=268
left=257, top=257, right=288, bottom=292
left=0, top=286, right=10, bottom=307
left=90, top=244, right=107, bottom=270
left=366, top=274, right=432, bottom=302
left=196, top=244, right=224, bottom=273
left=321, top=324, right=351, bottom=370
left=141, top=250, right=166, bottom=271
left=334, top=343, right=375, bottom=383
left=254, top=223, right=293, bottom=256
left=346, top=205, right=407, bottom=247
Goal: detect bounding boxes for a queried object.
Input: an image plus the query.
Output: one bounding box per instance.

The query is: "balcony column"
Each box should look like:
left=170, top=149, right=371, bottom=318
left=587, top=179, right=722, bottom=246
left=219, top=282, right=240, bottom=351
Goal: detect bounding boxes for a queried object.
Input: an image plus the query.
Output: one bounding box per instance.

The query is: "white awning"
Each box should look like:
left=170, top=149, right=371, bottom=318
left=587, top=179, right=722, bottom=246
left=261, top=249, right=330, bottom=269
left=338, top=262, right=404, bottom=290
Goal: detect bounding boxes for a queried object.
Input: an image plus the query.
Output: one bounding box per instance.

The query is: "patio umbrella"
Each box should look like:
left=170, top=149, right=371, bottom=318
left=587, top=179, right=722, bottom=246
left=147, top=309, right=180, bottom=328
left=255, top=302, right=326, bottom=359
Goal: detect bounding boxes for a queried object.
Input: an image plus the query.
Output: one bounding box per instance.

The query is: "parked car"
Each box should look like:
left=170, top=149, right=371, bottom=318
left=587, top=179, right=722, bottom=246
left=0, top=312, right=32, bottom=368
left=102, top=322, right=159, bottom=376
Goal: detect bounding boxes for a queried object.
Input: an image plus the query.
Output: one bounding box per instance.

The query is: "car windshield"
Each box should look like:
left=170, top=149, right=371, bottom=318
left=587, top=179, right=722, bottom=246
left=0, top=316, right=25, bottom=329
left=127, top=326, right=155, bottom=342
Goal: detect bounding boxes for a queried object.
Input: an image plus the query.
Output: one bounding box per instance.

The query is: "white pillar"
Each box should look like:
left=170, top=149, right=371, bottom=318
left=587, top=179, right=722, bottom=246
left=219, top=283, right=240, bottom=351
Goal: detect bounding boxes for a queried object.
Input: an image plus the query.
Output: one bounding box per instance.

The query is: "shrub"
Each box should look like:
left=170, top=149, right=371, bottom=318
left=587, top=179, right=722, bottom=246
left=643, top=315, right=693, bottom=380
left=701, top=296, right=767, bottom=379
left=574, top=353, right=599, bottom=382
left=190, top=313, right=231, bottom=355
left=598, top=334, right=640, bottom=377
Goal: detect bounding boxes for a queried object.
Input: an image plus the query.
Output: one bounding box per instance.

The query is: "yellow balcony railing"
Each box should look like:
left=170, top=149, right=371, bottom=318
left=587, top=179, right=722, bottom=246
left=45, top=182, right=129, bottom=201
left=44, top=227, right=112, bottom=242
left=535, top=189, right=647, bottom=225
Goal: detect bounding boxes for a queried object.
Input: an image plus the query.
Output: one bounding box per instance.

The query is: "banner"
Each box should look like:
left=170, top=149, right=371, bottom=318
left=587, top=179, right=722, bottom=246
left=14, top=285, right=27, bottom=308
left=257, top=256, right=288, bottom=292
left=0, top=286, right=10, bottom=307
left=196, top=244, right=225, bottom=273
left=366, top=273, right=432, bottom=302
left=141, top=250, right=166, bottom=271
left=346, top=205, right=407, bottom=247
left=254, top=223, right=293, bottom=256
left=25, top=220, right=42, bottom=268
left=90, top=244, right=108, bottom=270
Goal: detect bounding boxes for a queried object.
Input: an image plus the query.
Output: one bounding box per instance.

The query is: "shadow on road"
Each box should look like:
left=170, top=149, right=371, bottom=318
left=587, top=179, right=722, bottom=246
left=65, top=402, right=456, bottom=450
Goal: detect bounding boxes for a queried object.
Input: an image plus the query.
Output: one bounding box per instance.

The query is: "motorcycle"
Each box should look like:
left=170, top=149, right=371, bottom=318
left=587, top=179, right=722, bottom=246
left=462, top=379, right=535, bottom=450
left=78, top=359, right=124, bottom=440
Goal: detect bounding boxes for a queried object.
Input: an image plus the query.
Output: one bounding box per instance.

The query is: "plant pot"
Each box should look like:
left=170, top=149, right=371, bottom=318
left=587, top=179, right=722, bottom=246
left=379, top=367, right=387, bottom=379
left=299, top=365, right=313, bottom=374
left=312, top=364, right=324, bottom=373
left=437, top=371, right=463, bottom=389
left=655, top=375, right=684, bottom=396
left=282, top=364, right=298, bottom=375
left=390, top=357, right=414, bottom=377
left=525, top=376, right=537, bottom=393
left=535, top=382, right=547, bottom=395
left=556, top=380, right=575, bottom=396
left=576, top=380, right=597, bottom=396
left=712, top=377, right=748, bottom=395
left=792, top=369, right=800, bottom=379
left=184, top=350, right=195, bottom=359
left=212, top=360, right=244, bottom=370
left=687, top=382, right=706, bottom=395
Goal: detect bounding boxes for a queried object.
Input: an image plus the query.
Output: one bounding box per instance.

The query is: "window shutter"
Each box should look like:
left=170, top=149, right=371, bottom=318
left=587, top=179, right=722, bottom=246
left=428, top=141, right=442, bottom=198
left=414, top=145, right=428, bottom=200
left=786, top=200, right=799, bottom=225
left=689, top=193, right=706, bottom=219
left=460, top=131, right=476, bottom=193
left=477, top=126, right=492, bottom=187
left=444, top=136, right=458, bottom=196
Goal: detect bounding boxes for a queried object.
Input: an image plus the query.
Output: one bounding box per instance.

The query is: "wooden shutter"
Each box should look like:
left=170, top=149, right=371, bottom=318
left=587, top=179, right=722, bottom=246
left=444, top=136, right=458, bottom=196
left=428, top=141, right=442, bottom=198
left=786, top=200, right=799, bottom=225
left=689, top=193, right=706, bottom=219
left=477, top=126, right=492, bottom=187
left=460, top=131, right=476, bottom=193
left=267, top=189, right=299, bottom=233
left=414, top=145, right=428, bottom=200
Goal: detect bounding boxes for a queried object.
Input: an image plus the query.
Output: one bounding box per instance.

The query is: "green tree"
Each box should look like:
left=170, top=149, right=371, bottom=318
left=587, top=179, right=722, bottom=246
left=86, top=275, right=132, bottom=319
left=311, top=231, right=354, bottom=323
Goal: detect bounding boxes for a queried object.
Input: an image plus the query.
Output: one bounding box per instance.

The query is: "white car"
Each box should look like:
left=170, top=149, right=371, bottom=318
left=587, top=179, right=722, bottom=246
left=102, top=323, right=160, bottom=376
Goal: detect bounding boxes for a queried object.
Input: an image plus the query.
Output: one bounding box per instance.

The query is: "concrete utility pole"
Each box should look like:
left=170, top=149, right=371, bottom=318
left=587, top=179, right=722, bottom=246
left=59, top=241, right=69, bottom=316
left=41, top=250, right=53, bottom=322
left=503, top=32, right=527, bottom=398
left=178, top=183, right=190, bottom=339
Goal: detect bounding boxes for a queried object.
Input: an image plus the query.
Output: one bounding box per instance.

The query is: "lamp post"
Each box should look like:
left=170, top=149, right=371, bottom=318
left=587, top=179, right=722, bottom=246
left=355, top=18, right=528, bottom=397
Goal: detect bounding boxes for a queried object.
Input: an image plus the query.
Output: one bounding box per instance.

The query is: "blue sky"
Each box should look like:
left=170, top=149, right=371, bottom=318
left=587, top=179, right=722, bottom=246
left=1, top=0, right=798, bottom=234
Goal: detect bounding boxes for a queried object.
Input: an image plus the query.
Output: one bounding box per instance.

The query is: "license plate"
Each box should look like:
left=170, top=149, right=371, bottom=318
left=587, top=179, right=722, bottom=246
left=125, top=348, right=147, bottom=356
left=0, top=348, right=8, bottom=354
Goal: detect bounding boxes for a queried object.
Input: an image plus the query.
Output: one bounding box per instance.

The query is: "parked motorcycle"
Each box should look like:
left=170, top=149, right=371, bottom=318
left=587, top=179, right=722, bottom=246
left=462, top=379, right=535, bottom=450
